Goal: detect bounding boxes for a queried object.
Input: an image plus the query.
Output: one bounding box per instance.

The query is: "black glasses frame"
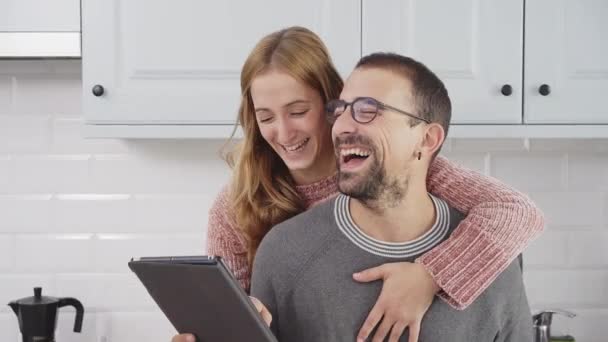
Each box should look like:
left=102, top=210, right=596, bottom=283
left=325, top=97, right=431, bottom=124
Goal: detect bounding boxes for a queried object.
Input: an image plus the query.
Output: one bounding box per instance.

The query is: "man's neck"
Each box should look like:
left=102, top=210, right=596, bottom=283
left=349, top=184, right=436, bottom=243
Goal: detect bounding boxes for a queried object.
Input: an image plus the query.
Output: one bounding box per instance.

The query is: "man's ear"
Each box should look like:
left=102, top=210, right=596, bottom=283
left=421, top=123, right=445, bottom=157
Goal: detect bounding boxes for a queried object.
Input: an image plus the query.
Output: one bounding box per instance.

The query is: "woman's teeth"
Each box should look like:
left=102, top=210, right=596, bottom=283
left=282, top=138, right=310, bottom=152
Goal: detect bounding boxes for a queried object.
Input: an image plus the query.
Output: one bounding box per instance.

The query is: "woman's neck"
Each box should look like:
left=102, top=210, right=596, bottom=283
left=290, top=154, right=337, bottom=185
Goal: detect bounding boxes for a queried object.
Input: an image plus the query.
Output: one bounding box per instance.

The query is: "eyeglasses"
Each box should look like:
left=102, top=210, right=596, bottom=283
left=325, top=97, right=430, bottom=125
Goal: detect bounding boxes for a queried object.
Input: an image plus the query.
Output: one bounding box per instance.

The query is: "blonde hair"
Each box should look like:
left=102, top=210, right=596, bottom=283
left=224, top=26, right=343, bottom=267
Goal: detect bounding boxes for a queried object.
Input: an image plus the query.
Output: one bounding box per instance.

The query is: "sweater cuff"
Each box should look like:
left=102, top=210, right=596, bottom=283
left=416, top=224, right=510, bottom=310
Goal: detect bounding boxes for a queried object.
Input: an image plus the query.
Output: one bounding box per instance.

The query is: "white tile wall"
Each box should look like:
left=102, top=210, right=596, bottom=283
left=0, top=60, right=607, bottom=341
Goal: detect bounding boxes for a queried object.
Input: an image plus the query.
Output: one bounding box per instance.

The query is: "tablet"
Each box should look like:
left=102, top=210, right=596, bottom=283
left=128, top=255, right=277, bottom=342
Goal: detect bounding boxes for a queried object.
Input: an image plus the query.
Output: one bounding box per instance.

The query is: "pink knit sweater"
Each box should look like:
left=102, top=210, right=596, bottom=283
left=207, top=156, right=544, bottom=309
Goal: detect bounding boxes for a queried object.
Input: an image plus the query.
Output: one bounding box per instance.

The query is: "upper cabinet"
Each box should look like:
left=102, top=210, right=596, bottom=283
left=0, top=0, right=80, bottom=58
left=362, top=0, right=523, bottom=124
left=82, top=0, right=608, bottom=138
left=524, top=0, right=608, bottom=124
left=82, top=0, right=360, bottom=136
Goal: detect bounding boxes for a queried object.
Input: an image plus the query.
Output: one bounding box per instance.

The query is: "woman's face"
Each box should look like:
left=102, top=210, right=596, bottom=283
left=251, top=69, right=334, bottom=183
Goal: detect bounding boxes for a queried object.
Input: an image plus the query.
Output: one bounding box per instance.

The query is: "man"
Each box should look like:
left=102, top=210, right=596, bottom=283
left=250, top=53, right=532, bottom=342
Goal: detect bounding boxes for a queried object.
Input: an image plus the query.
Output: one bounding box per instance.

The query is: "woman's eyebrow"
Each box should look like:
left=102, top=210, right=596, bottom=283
left=283, top=100, right=310, bottom=108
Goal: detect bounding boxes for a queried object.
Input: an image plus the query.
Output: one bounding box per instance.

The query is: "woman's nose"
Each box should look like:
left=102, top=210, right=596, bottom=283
left=277, top=117, right=297, bottom=142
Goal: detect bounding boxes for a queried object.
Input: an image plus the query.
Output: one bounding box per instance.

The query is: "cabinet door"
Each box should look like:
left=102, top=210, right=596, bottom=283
left=525, top=0, right=608, bottom=124
left=362, top=0, right=523, bottom=124
left=83, top=0, right=360, bottom=125
left=0, top=0, right=80, bottom=31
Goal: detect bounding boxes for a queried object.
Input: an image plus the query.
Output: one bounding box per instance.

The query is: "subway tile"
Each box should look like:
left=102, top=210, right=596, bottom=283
left=604, top=193, right=608, bottom=227
left=0, top=115, right=51, bottom=153
left=567, top=154, right=608, bottom=191
left=450, top=138, right=527, bottom=152
left=441, top=152, right=487, bottom=174
left=55, top=311, right=98, bottom=342
left=529, top=138, right=608, bottom=153
left=0, top=313, right=19, bottom=342
left=99, top=311, right=176, bottom=342
left=490, top=153, right=566, bottom=191
left=13, top=155, right=91, bottom=194
left=129, top=140, right=230, bottom=194
left=524, top=270, right=608, bottom=307
left=52, top=117, right=131, bottom=154
left=89, top=155, right=137, bottom=194
left=0, top=155, right=14, bottom=194
left=130, top=156, right=229, bottom=194
left=523, top=231, right=569, bottom=267
left=568, top=231, right=608, bottom=267
left=0, top=275, right=55, bottom=313
left=567, top=309, right=608, bottom=342
left=13, top=74, right=81, bottom=116
left=46, top=60, right=81, bottom=75
left=52, top=194, right=133, bottom=233
left=439, top=138, right=452, bottom=153
left=528, top=192, right=604, bottom=227
left=0, top=60, right=58, bottom=75
left=132, top=195, right=211, bottom=233
left=55, top=273, right=156, bottom=311
left=0, top=195, right=52, bottom=232
left=15, top=234, right=94, bottom=272
left=0, top=75, right=12, bottom=114
left=94, top=233, right=204, bottom=272
left=0, top=235, right=15, bottom=271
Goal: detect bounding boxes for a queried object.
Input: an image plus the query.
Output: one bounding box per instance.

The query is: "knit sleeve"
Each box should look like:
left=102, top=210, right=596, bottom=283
left=418, top=156, right=545, bottom=309
left=206, top=186, right=252, bottom=292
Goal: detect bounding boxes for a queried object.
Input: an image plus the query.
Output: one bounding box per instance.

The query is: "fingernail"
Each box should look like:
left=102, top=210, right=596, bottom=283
left=186, top=335, right=196, bottom=342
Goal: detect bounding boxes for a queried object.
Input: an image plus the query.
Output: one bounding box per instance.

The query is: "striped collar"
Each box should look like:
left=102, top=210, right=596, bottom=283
left=333, top=193, right=450, bottom=258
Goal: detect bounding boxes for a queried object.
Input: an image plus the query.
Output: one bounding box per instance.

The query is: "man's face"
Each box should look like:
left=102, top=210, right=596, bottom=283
left=331, top=67, right=424, bottom=204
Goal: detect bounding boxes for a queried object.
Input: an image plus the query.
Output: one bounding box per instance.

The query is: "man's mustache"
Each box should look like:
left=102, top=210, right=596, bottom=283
left=333, top=135, right=375, bottom=150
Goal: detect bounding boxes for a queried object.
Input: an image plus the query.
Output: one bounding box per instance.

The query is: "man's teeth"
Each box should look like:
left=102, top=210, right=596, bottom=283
left=340, top=148, right=370, bottom=157
left=283, top=138, right=309, bottom=152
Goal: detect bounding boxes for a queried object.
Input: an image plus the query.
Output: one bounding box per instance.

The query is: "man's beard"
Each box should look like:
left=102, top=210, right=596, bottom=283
left=335, top=135, right=407, bottom=209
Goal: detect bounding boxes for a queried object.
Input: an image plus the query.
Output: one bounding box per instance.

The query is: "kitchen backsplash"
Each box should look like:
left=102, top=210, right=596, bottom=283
left=1, top=60, right=607, bottom=342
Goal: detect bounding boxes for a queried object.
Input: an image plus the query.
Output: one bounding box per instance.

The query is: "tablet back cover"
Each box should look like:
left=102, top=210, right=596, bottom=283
left=129, top=259, right=276, bottom=342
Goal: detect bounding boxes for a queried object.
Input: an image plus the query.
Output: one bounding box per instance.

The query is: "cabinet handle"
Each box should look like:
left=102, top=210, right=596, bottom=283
left=92, top=85, right=105, bottom=97
left=539, top=84, right=551, bottom=96
left=501, top=84, right=513, bottom=96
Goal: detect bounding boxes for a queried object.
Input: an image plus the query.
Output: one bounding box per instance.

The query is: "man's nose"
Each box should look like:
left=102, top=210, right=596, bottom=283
left=332, top=106, right=358, bottom=137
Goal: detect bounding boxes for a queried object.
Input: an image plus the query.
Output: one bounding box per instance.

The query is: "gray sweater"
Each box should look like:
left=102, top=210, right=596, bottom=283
left=251, top=194, right=532, bottom=342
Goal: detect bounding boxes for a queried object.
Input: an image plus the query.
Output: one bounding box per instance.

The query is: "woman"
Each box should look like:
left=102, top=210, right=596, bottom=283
left=174, top=26, right=543, bottom=342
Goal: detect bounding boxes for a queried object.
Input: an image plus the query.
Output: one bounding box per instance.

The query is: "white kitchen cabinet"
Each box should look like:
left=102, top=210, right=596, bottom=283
left=0, top=0, right=80, bottom=31
left=524, top=0, right=608, bottom=124
left=0, top=0, right=80, bottom=58
left=362, top=0, right=524, bottom=124
left=82, top=0, right=360, bottom=135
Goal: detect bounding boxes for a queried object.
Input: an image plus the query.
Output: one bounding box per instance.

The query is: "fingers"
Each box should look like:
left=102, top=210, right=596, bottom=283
left=357, top=304, right=384, bottom=341
left=260, top=308, right=272, bottom=326
left=353, top=264, right=389, bottom=283
left=250, top=296, right=264, bottom=311
left=371, top=317, right=394, bottom=342
left=388, top=321, right=408, bottom=342
left=407, top=321, right=421, bottom=342
left=171, top=334, right=196, bottom=342
left=250, top=296, right=272, bottom=326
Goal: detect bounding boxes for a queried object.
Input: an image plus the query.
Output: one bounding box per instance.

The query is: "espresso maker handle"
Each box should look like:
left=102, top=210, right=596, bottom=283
left=58, top=297, right=84, bottom=332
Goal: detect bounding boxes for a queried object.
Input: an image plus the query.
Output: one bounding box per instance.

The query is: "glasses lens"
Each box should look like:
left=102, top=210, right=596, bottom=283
left=353, top=98, right=378, bottom=123
left=325, top=100, right=346, bottom=123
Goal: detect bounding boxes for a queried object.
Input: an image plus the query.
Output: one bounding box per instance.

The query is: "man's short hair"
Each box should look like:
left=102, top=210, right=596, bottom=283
left=355, top=53, right=452, bottom=141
